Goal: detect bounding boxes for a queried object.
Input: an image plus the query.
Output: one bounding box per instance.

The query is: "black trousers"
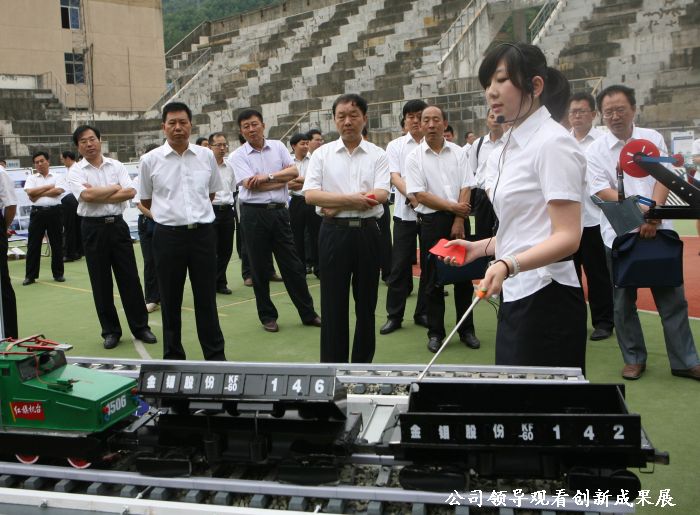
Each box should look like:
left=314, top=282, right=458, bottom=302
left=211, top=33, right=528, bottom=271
left=239, top=205, right=317, bottom=324
left=470, top=188, right=497, bottom=240
left=26, top=206, right=63, bottom=279
left=496, top=281, right=587, bottom=373
left=319, top=220, right=380, bottom=363
left=419, top=211, right=474, bottom=339
left=152, top=223, right=225, bottom=361
left=82, top=216, right=149, bottom=339
left=385, top=217, right=427, bottom=322
left=238, top=217, right=275, bottom=280
left=137, top=215, right=160, bottom=304
left=573, top=225, right=614, bottom=332
left=0, top=213, right=18, bottom=339
left=213, top=205, right=236, bottom=289
left=61, top=194, right=82, bottom=258
left=378, top=203, right=392, bottom=281
left=289, top=195, right=321, bottom=273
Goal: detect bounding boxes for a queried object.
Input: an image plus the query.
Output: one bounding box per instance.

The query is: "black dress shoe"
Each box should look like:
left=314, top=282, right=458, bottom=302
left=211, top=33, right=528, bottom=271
left=54, top=276, right=66, bottom=282
left=217, top=286, right=232, bottom=295
left=590, top=327, right=613, bottom=341
left=379, top=319, right=402, bottom=335
left=413, top=315, right=429, bottom=328
left=427, top=336, right=442, bottom=353
left=134, top=329, right=157, bottom=344
left=22, top=278, right=35, bottom=286
left=103, top=334, right=120, bottom=350
left=270, top=273, right=283, bottom=282
left=263, top=320, right=279, bottom=332
left=303, top=316, right=322, bottom=327
left=460, top=333, right=481, bottom=349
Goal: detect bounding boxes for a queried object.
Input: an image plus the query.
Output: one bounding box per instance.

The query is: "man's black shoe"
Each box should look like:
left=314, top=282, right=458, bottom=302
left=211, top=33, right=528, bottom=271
left=22, top=278, right=35, bottom=286
left=134, top=329, right=157, bottom=344
left=427, top=336, right=442, bottom=353
left=54, top=276, right=66, bottom=282
left=413, top=315, right=429, bottom=328
left=217, top=286, right=232, bottom=295
left=379, top=319, right=402, bottom=335
left=103, top=334, right=120, bottom=350
left=590, top=327, right=613, bottom=341
left=460, top=333, right=481, bottom=349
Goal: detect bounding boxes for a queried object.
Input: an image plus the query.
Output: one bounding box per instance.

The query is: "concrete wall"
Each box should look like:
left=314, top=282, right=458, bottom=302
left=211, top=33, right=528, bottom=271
left=0, top=0, right=166, bottom=111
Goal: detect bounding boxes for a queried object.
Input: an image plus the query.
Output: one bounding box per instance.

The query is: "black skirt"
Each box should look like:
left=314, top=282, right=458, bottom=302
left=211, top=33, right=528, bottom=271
left=495, top=281, right=587, bottom=374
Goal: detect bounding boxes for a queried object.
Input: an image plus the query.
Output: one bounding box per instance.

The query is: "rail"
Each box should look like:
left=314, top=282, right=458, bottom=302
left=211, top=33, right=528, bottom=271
left=435, top=0, right=487, bottom=69
left=148, top=48, right=213, bottom=114
left=36, top=71, right=69, bottom=108
left=529, top=0, right=563, bottom=43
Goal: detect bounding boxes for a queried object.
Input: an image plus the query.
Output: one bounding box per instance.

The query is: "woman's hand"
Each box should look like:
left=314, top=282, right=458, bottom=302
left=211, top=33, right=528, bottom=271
left=440, top=239, right=478, bottom=266
left=478, top=260, right=508, bottom=298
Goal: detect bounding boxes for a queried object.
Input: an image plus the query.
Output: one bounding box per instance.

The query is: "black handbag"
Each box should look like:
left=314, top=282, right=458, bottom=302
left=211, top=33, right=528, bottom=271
left=433, top=255, right=490, bottom=286
left=611, top=229, right=683, bottom=288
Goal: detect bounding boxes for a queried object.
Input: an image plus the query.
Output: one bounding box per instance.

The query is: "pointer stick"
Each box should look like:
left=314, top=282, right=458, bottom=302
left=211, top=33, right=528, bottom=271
left=416, top=289, right=487, bottom=382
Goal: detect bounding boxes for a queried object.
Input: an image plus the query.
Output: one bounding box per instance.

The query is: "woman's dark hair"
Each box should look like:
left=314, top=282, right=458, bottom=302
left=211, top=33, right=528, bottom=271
left=478, top=42, right=570, bottom=122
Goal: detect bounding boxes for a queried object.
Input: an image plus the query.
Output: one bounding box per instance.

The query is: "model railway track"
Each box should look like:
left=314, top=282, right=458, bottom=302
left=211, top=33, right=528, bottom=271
left=67, top=358, right=587, bottom=388
left=0, top=459, right=633, bottom=514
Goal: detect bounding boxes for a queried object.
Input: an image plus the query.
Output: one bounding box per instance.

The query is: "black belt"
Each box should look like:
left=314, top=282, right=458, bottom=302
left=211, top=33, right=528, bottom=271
left=83, top=215, right=123, bottom=224
left=416, top=211, right=451, bottom=222
left=322, top=217, right=377, bottom=228
left=31, top=205, right=61, bottom=211
left=213, top=204, right=234, bottom=211
left=242, top=202, right=286, bottom=210
left=155, top=222, right=211, bottom=231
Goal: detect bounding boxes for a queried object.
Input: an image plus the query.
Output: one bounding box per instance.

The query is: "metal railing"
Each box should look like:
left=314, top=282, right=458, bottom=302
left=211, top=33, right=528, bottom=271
left=36, top=71, right=69, bottom=108
left=148, top=47, right=213, bottom=114
left=528, top=0, right=562, bottom=43
left=165, top=21, right=212, bottom=64
left=436, top=0, right=487, bottom=68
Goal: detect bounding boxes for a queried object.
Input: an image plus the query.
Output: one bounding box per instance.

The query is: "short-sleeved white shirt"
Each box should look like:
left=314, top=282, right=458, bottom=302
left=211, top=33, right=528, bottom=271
left=227, top=139, right=293, bottom=204
left=68, top=156, right=134, bottom=217
left=405, top=139, right=475, bottom=215
left=302, top=138, right=390, bottom=219
left=24, top=172, right=64, bottom=207
left=586, top=126, right=672, bottom=248
left=212, top=161, right=236, bottom=205
left=571, top=126, right=605, bottom=227
left=469, top=134, right=507, bottom=190
left=291, top=154, right=310, bottom=197
left=139, top=142, right=222, bottom=226
left=0, top=171, right=17, bottom=209
left=487, top=106, right=586, bottom=302
left=386, top=133, right=421, bottom=221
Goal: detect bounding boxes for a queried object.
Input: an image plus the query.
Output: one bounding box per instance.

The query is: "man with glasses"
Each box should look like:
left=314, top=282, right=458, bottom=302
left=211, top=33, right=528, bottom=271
left=209, top=133, right=237, bottom=295
left=567, top=92, right=613, bottom=342
left=587, top=84, right=700, bottom=381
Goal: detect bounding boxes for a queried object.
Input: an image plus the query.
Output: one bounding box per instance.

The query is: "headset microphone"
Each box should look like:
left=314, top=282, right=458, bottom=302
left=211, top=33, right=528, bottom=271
left=495, top=115, right=506, bottom=124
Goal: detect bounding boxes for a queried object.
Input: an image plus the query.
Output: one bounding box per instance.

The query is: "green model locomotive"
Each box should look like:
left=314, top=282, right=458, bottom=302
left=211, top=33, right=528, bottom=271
left=0, top=336, right=139, bottom=468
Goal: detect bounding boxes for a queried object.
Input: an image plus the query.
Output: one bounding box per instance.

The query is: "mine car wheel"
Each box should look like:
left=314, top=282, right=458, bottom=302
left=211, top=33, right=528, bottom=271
left=15, top=454, right=39, bottom=465
left=67, top=457, right=92, bottom=469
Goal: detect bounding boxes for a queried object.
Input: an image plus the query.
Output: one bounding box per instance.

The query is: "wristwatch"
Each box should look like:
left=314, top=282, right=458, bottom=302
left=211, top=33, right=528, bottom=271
left=267, top=173, right=275, bottom=182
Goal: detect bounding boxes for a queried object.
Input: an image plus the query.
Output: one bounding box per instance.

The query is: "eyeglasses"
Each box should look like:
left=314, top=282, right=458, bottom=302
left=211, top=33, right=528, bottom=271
left=211, top=143, right=228, bottom=148
left=568, top=109, right=592, bottom=117
left=602, top=107, right=628, bottom=119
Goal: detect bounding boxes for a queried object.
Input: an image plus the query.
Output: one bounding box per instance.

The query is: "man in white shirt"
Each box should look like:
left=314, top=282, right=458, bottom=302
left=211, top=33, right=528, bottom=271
left=209, top=132, right=237, bottom=295
left=568, top=92, right=614, bottom=342
left=288, top=132, right=321, bottom=277
left=468, top=110, right=504, bottom=242
left=587, top=84, right=700, bottom=381
left=463, top=130, right=476, bottom=152
left=23, top=151, right=65, bottom=285
left=60, top=150, right=82, bottom=262
left=380, top=99, right=429, bottom=335
left=405, top=105, right=478, bottom=353
left=68, top=125, right=156, bottom=350
left=228, top=109, right=320, bottom=333
left=307, top=129, right=324, bottom=154
left=304, top=94, right=390, bottom=363
left=139, top=102, right=225, bottom=361
left=0, top=169, right=18, bottom=338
